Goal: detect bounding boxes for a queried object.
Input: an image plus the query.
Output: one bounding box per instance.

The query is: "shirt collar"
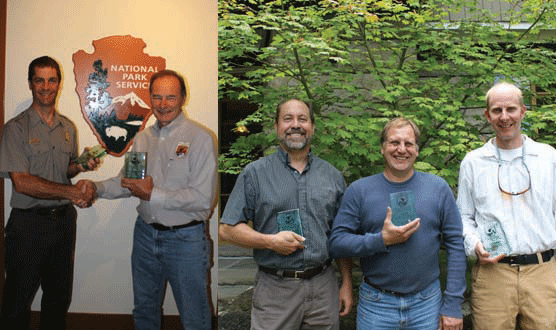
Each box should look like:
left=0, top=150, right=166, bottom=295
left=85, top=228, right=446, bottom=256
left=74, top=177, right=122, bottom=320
left=381, top=170, right=416, bottom=185
left=153, top=112, right=186, bottom=135
left=276, top=146, right=313, bottom=169
left=483, top=134, right=537, bottom=159
left=28, top=106, right=63, bottom=129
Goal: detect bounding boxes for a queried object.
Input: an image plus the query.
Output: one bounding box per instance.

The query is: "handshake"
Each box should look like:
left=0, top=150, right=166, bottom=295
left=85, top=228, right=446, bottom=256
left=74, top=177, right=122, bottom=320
left=68, top=146, right=104, bottom=208
left=69, top=177, right=155, bottom=208
left=67, top=146, right=154, bottom=208
left=71, top=180, right=97, bottom=208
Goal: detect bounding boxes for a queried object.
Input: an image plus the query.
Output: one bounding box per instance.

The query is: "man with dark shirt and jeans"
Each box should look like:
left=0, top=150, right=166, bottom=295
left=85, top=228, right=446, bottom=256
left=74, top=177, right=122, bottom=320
left=329, top=118, right=466, bottom=330
left=219, top=99, right=352, bottom=330
left=0, top=56, right=97, bottom=329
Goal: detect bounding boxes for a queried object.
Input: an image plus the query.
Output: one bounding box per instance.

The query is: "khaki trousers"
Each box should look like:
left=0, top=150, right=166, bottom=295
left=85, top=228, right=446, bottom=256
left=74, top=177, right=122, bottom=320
left=471, top=258, right=556, bottom=330
left=250, top=266, right=340, bottom=330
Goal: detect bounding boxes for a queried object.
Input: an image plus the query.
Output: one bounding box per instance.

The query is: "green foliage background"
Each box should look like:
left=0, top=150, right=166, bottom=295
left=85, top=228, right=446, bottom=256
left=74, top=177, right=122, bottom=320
left=219, top=0, right=556, bottom=188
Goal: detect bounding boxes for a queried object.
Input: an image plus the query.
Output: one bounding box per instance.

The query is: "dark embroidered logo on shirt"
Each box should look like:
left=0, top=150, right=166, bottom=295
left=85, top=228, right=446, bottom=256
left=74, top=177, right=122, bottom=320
left=176, top=142, right=190, bottom=158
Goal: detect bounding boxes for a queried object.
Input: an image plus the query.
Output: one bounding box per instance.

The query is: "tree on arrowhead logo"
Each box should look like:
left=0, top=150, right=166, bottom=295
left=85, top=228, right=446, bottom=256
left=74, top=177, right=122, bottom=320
left=73, top=35, right=166, bottom=156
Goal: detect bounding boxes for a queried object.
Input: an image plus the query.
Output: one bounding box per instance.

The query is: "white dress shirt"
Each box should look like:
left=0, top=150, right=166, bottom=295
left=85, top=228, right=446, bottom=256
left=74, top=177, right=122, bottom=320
left=457, top=135, right=556, bottom=256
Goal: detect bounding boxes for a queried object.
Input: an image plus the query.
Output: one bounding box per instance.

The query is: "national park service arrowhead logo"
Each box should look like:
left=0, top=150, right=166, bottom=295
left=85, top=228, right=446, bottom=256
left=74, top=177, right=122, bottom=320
left=73, top=35, right=166, bottom=156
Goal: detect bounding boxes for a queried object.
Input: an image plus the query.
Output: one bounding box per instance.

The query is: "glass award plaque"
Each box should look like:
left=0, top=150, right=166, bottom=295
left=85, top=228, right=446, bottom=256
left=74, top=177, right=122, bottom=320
left=124, top=152, right=147, bottom=179
left=389, top=191, right=417, bottom=226
left=479, top=221, right=511, bottom=257
left=277, top=209, right=303, bottom=236
left=77, top=145, right=107, bottom=170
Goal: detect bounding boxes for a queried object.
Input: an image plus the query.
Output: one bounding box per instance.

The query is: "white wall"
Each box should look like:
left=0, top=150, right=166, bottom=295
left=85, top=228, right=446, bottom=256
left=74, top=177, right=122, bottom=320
left=4, top=0, right=218, bottom=314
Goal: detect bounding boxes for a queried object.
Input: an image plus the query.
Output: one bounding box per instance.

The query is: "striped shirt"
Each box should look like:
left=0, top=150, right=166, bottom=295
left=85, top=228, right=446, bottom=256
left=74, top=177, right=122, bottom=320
left=221, top=147, right=346, bottom=270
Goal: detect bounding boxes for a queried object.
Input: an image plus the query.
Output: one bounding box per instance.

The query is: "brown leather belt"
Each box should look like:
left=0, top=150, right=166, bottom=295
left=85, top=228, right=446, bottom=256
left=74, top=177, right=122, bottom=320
left=499, top=249, right=554, bottom=265
left=259, top=260, right=332, bottom=279
left=149, top=220, right=203, bottom=231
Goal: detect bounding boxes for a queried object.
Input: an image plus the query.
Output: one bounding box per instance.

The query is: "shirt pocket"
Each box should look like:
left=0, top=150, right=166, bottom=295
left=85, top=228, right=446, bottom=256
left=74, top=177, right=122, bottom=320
left=28, top=141, right=51, bottom=158
left=473, top=165, right=499, bottom=205
left=57, top=140, right=74, bottom=167
left=29, top=139, right=73, bottom=176
left=165, top=156, right=190, bottom=188
left=28, top=142, right=52, bottom=175
left=309, top=186, right=339, bottom=226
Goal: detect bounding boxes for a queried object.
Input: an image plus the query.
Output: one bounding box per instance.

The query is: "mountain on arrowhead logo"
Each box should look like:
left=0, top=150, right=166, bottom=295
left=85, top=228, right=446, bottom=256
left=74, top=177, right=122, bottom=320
left=111, top=93, right=150, bottom=120
left=73, top=35, right=166, bottom=156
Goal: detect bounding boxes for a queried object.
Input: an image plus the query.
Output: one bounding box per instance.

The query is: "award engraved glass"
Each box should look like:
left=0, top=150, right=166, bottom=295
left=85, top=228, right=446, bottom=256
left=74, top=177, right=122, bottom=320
left=478, top=221, right=511, bottom=257
left=389, top=191, right=417, bottom=226
left=124, top=152, right=147, bottom=179
left=277, top=209, right=303, bottom=236
left=77, top=145, right=107, bottom=170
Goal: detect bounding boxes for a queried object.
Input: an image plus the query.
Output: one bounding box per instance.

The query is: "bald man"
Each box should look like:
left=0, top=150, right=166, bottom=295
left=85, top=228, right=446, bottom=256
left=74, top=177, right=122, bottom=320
left=457, top=82, right=556, bottom=329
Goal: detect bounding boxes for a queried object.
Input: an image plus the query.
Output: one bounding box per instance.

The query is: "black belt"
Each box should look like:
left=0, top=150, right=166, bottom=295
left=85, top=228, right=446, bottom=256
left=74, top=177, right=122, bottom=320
left=499, top=249, right=554, bottom=265
left=18, top=204, right=71, bottom=217
left=259, top=260, right=332, bottom=280
left=149, top=220, right=203, bottom=231
left=364, top=277, right=411, bottom=297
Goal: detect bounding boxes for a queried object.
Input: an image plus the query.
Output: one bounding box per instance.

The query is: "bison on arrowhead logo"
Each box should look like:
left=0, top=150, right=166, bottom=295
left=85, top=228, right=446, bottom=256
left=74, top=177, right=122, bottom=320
left=73, top=35, right=166, bottom=156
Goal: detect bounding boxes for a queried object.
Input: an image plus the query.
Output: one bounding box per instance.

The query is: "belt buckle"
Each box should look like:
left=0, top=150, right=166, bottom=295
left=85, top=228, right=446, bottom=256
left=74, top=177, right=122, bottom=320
left=39, top=206, right=62, bottom=217
left=508, top=256, right=519, bottom=267
left=293, top=270, right=304, bottom=279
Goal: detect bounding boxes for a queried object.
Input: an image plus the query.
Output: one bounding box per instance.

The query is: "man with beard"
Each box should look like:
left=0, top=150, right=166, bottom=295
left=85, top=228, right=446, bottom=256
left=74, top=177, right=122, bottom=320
left=82, top=70, right=218, bottom=329
left=328, top=118, right=466, bottom=330
left=219, top=98, right=353, bottom=330
left=0, top=56, right=98, bottom=329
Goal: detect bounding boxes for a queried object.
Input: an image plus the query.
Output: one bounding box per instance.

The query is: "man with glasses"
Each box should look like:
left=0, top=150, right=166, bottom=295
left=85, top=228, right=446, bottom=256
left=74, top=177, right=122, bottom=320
left=457, top=82, right=556, bottom=329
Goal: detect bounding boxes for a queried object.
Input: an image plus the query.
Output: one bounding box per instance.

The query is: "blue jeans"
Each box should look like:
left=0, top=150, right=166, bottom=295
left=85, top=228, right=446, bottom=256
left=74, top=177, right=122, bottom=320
left=132, top=217, right=211, bottom=330
left=357, top=279, right=441, bottom=330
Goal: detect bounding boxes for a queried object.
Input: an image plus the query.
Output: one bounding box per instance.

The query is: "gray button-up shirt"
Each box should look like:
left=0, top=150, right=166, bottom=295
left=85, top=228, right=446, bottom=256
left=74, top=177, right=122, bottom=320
left=0, top=107, right=78, bottom=208
left=96, top=113, right=217, bottom=226
left=221, top=148, right=346, bottom=270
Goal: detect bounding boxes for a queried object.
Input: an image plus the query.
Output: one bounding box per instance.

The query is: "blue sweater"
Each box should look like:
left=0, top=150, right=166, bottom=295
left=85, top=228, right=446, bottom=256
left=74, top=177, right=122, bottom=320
left=328, top=171, right=466, bottom=318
